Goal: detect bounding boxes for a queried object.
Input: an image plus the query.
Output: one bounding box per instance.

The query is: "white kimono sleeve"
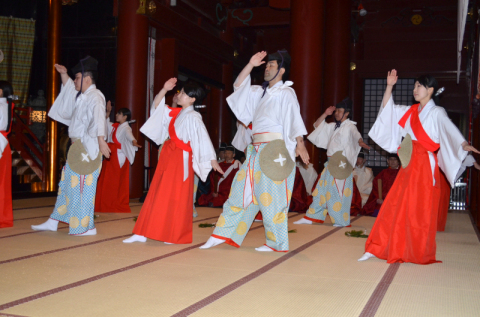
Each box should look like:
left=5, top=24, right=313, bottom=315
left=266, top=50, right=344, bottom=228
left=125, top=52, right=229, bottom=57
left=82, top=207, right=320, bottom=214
left=455, top=154, right=476, bottom=181
left=122, top=125, right=137, bottom=165
left=435, top=107, right=468, bottom=186
left=307, top=120, right=334, bottom=150
left=226, top=75, right=263, bottom=126
left=280, top=89, right=308, bottom=160
left=87, top=94, right=107, bottom=139
left=344, top=124, right=362, bottom=167
left=189, top=115, right=216, bottom=182
left=140, top=96, right=171, bottom=145
left=232, top=122, right=252, bottom=152
left=368, top=96, right=410, bottom=153
left=48, top=78, right=77, bottom=126
left=106, top=118, right=114, bottom=143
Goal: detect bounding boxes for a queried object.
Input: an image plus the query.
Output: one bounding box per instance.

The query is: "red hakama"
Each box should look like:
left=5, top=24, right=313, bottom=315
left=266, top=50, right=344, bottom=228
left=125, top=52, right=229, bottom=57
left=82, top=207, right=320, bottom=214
left=95, top=123, right=131, bottom=213
left=350, top=179, right=362, bottom=216
left=198, top=161, right=239, bottom=207
left=365, top=104, right=441, bottom=264
left=362, top=168, right=400, bottom=216
left=437, top=171, right=450, bottom=232
left=133, top=108, right=194, bottom=244
left=0, top=141, right=12, bottom=228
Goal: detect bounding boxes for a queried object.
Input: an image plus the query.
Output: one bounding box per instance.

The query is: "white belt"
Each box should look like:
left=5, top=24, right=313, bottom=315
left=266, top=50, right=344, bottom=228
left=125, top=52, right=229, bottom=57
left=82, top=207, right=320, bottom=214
left=252, top=132, right=283, bottom=144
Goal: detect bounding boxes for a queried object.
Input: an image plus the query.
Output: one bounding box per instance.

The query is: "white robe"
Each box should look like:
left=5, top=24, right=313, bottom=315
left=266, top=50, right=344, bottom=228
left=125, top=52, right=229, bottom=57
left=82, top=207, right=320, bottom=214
left=308, top=119, right=362, bottom=168
left=107, top=120, right=137, bottom=168
left=140, top=96, right=216, bottom=182
left=232, top=121, right=253, bottom=152
left=369, top=96, right=467, bottom=187
left=455, top=154, right=476, bottom=181
left=48, top=79, right=107, bottom=160
left=296, top=161, right=318, bottom=195
left=352, top=165, right=373, bottom=207
left=217, top=159, right=242, bottom=192
left=226, top=75, right=307, bottom=161
left=0, top=98, right=9, bottom=158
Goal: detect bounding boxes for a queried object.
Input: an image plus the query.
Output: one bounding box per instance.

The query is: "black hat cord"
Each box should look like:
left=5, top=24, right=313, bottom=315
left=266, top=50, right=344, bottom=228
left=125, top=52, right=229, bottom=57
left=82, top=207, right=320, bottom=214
left=76, top=56, right=91, bottom=100
left=261, top=50, right=287, bottom=98
left=334, top=99, right=348, bottom=130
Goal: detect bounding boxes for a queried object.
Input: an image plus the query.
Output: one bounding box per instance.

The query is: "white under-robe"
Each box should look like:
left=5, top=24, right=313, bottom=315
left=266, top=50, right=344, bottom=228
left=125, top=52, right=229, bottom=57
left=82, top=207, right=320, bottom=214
left=296, top=161, right=318, bottom=195
left=232, top=121, right=253, bottom=152
left=140, top=96, right=216, bottom=182
left=352, top=165, right=373, bottom=207
left=368, top=96, right=467, bottom=187
left=226, top=75, right=307, bottom=161
left=0, top=98, right=9, bottom=159
left=48, top=78, right=107, bottom=160
left=107, top=119, right=137, bottom=168
left=455, top=154, right=476, bottom=181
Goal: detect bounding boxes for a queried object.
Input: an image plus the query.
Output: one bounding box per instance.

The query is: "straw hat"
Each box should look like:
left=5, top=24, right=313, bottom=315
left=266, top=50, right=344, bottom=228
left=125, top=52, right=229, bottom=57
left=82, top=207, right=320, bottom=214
left=327, top=151, right=353, bottom=180
left=398, top=133, right=412, bottom=168
left=259, top=139, right=295, bottom=181
left=67, top=141, right=102, bottom=175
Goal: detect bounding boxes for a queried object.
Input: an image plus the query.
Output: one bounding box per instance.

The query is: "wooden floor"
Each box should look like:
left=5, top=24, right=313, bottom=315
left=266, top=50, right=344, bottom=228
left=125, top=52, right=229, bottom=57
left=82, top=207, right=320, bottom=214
left=1, top=198, right=479, bottom=317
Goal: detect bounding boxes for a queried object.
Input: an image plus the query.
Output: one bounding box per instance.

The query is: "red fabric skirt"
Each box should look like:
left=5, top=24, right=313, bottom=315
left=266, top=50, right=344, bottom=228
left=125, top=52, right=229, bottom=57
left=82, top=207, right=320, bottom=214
left=0, top=143, right=13, bottom=228
left=350, top=179, right=362, bottom=216
left=365, top=141, right=441, bottom=264
left=95, top=144, right=131, bottom=213
left=288, top=167, right=309, bottom=213
left=437, top=171, right=450, bottom=232
left=133, top=139, right=194, bottom=243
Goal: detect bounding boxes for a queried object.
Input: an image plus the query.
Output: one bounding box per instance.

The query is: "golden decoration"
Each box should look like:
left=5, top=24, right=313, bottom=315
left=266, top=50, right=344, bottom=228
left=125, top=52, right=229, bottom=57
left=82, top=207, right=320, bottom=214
left=272, top=212, right=286, bottom=224
left=326, top=192, right=331, bottom=201
left=312, top=188, right=318, bottom=197
left=267, top=231, right=276, bottom=242
left=194, top=184, right=198, bottom=193
left=350, top=62, right=357, bottom=71
left=70, top=216, right=79, bottom=228
left=319, top=195, right=326, bottom=206
left=57, top=205, right=67, bottom=215
left=332, top=202, right=342, bottom=212
left=236, top=221, right=248, bottom=235
left=307, top=207, right=316, bottom=214
left=411, top=14, right=423, bottom=25
left=148, top=1, right=156, bottom=14
left=331, top=216, right=336, bottom=224
left=237, top=170, right=246, bottom=182
left=343, top=212, right=349, bottom=222
left=81, top=216, right=90, bottom=227
left=344, top=188, right=352, bottom=197
left=136, top=0, right=146, bottom=14
left=259, top=192, right=273, bottom=207
left=86, top=174, right=94, bottom=186
left=323, top=209, right=328, bottom=217
left=253, top=195, right=259, bottom=205
left=230, top=206, right=242, bottom=213
left=287, top=189, right=292, bottom=202
left=71, top=175, right=79, bottom=188
left=254, top=171, right=262, bottom=184
left=273, top=180, right=284, bottom=185
left=217, top=215, right=226, bottom=227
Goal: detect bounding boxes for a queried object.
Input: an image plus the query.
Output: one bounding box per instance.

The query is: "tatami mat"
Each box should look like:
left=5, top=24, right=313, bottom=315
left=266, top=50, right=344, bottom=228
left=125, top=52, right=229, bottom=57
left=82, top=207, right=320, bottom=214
left=1, top=203, right=479, bottom=317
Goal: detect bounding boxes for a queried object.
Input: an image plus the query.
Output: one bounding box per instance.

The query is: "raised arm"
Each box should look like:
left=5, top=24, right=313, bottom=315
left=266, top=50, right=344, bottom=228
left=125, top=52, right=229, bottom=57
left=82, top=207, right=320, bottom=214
left=54, top=64, right=70, bottom=86
left=154, top=78, right=177, bottom=109
left=235, top=51, right=267, bottom=88
left=381, top=69, right=398, bottom=108
left=314, top=106, right=335, bottom=128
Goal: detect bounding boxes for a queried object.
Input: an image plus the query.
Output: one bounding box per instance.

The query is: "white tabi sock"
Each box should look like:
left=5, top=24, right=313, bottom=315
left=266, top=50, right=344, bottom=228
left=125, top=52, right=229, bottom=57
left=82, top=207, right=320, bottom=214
left=254, top=219, right=263, bottom=222
left=199, top=236, right=225, bottom=249
left=358, top=252, right=376, bottom=262
left=333, top=224, right=345, bottom=227
left=293, top=218, right=313, bottom=225
left=123, top=234, right=147, bottom=243
left=255, top=245, right=273, bottom=252
left=164, top=242, right=174, bottom=244
left=77, top=228, right=97, bottom=236
left=31, top=218, right=59, bottom=231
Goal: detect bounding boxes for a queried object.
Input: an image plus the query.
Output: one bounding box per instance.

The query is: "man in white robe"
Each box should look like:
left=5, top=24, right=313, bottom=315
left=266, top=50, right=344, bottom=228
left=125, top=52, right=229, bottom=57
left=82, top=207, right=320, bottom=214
left=200, top=50, right=309, bottom=252
left=352, top=151, right=373, bottom=207
left=295, top=97, right=370, bottom=227
left=32, top=57, right=110, bottom=235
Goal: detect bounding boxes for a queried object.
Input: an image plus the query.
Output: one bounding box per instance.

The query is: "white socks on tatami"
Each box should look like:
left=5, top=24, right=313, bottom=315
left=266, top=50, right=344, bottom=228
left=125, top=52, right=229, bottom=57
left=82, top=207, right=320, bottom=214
left=123, top=234, right=147, bottom=243
left=199, top=236, right=225, bottom=249
left=31, top=218, right=59, bottom=231
left=293, top=218, right=313, bottom=225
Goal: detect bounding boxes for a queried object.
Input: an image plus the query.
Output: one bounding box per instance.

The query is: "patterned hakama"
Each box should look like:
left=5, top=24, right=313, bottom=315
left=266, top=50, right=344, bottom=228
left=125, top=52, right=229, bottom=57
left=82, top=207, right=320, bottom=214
left=212, top=143, right=295, bottom=252
left=304, top=161, right=353, bottom=227
left=50, top=163, right=100, bottom=235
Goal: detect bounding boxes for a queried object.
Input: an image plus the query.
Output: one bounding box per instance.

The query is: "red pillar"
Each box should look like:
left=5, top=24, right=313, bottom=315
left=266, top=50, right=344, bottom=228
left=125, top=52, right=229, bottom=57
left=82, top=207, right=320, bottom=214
left=290, top=0, right=326, bottom=171
left=220, top=62, right=234, bottom=144
left=323, top=0, right=351, bottom=110
left=350, top=37, right=364, bottom=132
left=116, top=0, right=149, bottom=198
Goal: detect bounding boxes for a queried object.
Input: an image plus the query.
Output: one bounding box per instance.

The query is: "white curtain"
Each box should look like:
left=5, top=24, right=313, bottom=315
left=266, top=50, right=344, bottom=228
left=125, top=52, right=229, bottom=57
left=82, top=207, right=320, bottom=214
left=458, top=0, right=469, bottom=83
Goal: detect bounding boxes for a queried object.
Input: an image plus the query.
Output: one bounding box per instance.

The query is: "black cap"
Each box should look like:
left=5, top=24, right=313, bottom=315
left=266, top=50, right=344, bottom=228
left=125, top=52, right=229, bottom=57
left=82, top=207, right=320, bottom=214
left=71, top=56, right=98, bottom=77
left=219, top=142, right=227, bottom=151
left=388, top=153, right=399, bottom=159
left=336, top=97, right=353, bottom=113
left=226, top=145, right=235, bottom=152
left=268, top=50, right=291, bottom=65
left=358, top=152, right=365, bottom=159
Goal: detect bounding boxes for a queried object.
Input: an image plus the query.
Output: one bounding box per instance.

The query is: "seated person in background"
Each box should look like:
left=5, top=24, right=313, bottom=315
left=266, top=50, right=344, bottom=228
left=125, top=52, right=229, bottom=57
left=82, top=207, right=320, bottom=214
left=352, top=151, right=373, bottom=207
left=363, top=153, right=400, bottom=216
left=198, top=145, right=241, bottom=207
left=218, top=142, right=227, bottom=162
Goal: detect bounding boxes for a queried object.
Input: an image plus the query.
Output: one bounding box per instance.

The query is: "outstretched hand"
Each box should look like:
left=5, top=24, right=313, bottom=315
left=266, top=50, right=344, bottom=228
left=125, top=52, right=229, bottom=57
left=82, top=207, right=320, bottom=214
left=132, top=140, right=142, bottom=148
left=211, top=160, right=224, bottom=174
left=163, top=78, right=177, bottom=91
left=359, top=139, right=371, bottom=150
left=54, top=64, right=67, bottom=74
left=295, top=137, right=310, bottom=165
left=387, top=69, right=398, bottom=86
left=249, top=51, right=267, bottom=67
left=99, top=138, right=111, bottom=159
left=463, top=143, right=480, bottom=154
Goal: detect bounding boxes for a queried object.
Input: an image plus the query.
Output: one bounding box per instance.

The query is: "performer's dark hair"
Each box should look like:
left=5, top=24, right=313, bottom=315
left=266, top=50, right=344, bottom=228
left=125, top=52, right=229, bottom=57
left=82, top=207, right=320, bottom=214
left=416, top=74, right=439, bottom=104
left=183, top=83, right=205, bottom=106
left=117, top=108, right=131, bottom=122
left=0, top=80, right=14, bottom=133
left=83, top=71, right=96, bottom=84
